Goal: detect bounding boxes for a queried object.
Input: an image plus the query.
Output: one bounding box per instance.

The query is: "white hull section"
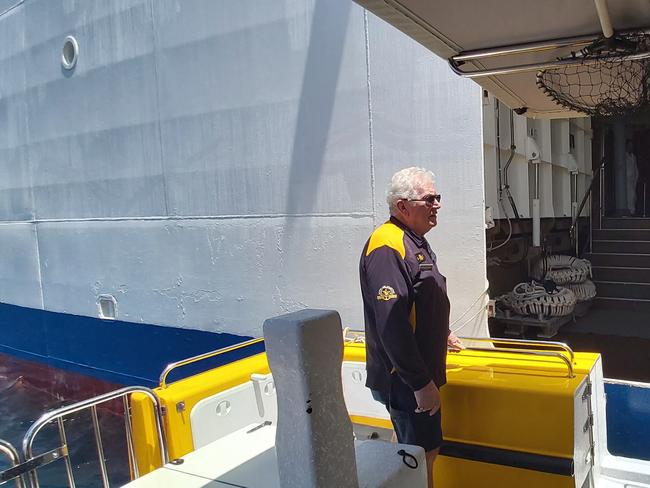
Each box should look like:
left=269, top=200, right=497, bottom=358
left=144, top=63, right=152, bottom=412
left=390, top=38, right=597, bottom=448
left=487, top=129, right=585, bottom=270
left=0, top=0, right=488, bottom=339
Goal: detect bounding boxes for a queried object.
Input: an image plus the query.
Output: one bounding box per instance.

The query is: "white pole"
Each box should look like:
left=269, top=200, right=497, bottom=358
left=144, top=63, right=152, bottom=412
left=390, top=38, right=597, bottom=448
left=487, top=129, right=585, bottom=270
left=533, top=161, right=541, bottom=247
left=594, top=0, right=614, bottom=38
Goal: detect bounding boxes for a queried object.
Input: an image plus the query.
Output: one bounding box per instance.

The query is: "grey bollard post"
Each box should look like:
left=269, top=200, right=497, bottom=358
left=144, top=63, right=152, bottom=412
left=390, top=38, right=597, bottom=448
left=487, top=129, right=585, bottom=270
left=263, top=309, right=359, bottom=488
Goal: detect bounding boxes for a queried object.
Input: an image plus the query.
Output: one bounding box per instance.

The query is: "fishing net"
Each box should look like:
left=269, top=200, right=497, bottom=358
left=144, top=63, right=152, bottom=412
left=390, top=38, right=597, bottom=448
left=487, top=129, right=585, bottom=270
left=537, top=31, right=650, bottom=117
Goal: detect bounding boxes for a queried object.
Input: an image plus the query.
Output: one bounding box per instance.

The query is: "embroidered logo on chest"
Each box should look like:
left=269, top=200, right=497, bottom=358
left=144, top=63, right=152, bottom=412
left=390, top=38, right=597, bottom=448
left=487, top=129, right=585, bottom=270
left=415, top=253, right=425, bottom=263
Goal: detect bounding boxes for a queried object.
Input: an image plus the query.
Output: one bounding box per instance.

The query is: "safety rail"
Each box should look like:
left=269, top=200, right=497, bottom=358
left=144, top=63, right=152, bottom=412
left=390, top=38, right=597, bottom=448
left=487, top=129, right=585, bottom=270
left=458, top=337, right=575, bottom=378
left=0, top=439, right=26, bottom=488
left=448, top=29, right=650, bottom=78
left=344, top=330, right=575, bottom=360
left=342, top=330, right=575, bottom=378
left=159, top=337, right=264, bottom=388
left=18, top=386, right=167, bottom=488
left=457, top=336, right=575, bottom=363
left=460, top=346, right=574, bottom=378
left=570, top=158, right=605, bottom=257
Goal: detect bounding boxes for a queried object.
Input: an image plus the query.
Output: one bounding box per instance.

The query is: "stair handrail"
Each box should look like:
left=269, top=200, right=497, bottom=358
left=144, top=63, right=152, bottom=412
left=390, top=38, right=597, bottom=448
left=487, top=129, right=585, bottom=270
left=570, top=158, right=605, bottom=256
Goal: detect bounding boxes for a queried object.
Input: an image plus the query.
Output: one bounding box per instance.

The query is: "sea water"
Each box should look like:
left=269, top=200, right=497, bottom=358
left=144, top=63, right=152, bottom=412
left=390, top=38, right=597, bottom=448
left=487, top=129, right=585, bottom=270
left=0, top=357, right=130, bottom=487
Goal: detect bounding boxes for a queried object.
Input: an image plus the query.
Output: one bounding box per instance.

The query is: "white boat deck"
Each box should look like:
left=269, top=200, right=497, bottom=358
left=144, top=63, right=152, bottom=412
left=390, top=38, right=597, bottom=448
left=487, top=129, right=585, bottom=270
left=124, top=422, right=278, bottom=487
left=598, top=478, right=650, bottom=488
left=123, top=420, right=427, bottom=488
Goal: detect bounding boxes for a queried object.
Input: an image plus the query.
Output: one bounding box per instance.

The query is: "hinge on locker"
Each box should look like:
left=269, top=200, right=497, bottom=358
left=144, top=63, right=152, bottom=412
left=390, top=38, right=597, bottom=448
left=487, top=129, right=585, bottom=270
left=585, top=446, right=595, bottom=466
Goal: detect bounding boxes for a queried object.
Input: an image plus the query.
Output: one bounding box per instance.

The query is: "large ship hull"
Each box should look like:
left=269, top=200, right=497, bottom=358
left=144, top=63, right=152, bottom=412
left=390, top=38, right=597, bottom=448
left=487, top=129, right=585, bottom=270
left=0, top=0, right=488, bottom=380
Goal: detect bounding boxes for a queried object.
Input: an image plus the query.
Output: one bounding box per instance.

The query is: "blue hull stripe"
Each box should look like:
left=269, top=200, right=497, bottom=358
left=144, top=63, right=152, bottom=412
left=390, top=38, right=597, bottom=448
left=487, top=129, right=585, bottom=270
left=0, top=302, right=264, bottom=386
left=605, top=382, right=650, bottom=461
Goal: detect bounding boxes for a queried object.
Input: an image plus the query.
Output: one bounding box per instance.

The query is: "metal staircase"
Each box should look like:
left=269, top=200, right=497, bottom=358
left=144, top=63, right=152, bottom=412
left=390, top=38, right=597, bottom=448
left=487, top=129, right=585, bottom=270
left=587, top=217, right=650, bottom=312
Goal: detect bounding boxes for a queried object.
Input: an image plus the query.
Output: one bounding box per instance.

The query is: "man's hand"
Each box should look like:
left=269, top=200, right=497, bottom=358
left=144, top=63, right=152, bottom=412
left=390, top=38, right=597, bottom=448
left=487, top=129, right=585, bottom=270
left=413, top=381, right=440, bottom=416
left=447, top=332, right=464, bottom=352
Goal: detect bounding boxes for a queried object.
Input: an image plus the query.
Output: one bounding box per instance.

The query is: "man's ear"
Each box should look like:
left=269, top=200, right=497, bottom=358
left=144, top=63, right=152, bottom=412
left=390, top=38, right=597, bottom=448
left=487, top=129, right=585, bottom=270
left=396, top=200, right=408, bottom=215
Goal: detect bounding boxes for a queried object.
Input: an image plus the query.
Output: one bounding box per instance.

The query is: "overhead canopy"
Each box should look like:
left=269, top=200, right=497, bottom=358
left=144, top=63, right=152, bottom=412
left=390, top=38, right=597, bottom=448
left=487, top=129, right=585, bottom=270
left=354, top=0, right=650, bottom=118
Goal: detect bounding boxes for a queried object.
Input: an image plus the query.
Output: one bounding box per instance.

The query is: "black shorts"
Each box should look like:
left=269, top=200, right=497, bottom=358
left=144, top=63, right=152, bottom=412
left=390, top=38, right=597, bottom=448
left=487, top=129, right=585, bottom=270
left=371, top=375, right=443, bottom=453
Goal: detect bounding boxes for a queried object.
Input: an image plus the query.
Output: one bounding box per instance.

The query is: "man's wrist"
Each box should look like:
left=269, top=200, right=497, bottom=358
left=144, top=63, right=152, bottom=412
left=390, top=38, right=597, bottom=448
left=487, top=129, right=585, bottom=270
left=414, top=379, right=435, bottom=393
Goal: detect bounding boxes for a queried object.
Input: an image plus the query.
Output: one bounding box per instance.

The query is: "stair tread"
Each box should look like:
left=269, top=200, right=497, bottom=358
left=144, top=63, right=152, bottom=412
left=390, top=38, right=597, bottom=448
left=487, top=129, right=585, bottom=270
left=594, top=280, right=650, bottom=285
left=592, top=239, right=650, bottom=243
left=587, top=252, right=650, bottom=256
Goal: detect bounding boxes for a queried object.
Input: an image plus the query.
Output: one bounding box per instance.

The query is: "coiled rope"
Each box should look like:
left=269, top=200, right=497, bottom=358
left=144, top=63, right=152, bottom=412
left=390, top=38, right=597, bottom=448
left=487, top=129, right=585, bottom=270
left=508, top=281, right=577, bottom=317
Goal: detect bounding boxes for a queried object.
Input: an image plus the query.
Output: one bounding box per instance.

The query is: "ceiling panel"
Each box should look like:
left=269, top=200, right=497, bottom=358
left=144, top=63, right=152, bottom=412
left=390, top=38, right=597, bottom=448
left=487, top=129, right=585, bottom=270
left=355, top=0, right=650, bottom=117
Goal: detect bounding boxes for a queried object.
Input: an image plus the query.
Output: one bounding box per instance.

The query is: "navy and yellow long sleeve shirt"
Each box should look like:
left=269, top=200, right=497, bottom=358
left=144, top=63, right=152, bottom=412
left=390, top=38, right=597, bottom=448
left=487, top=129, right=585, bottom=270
left=360, top=216, right=450, bottom=396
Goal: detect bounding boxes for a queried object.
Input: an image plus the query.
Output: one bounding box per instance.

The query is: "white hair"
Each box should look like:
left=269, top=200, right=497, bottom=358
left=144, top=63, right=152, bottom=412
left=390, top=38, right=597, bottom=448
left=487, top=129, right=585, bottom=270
left=386, top=167, right=436, bottom=214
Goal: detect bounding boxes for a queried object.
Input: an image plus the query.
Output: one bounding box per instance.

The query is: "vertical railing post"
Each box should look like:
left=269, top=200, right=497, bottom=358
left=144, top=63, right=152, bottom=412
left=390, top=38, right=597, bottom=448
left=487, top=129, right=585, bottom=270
left=122, top=396, right=139, bottom=479
left=90, top=406, right=110, bottom=488
left=26, top=449, right=39, bottom=488
left=600, top=161, right=605, bottom=224
left=57, top=418, right=76, bottom=488
left=589, top=186, right=593, bottom=254
left=571, top=171, right=579, bottom=256
left=0, top=439, right=26, bottom=488
left=600, top=132, right=605, bottom=226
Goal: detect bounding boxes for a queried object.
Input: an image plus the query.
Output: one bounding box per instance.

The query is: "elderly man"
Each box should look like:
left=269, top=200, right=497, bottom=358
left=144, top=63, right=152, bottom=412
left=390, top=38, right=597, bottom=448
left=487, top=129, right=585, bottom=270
left=359, top=167, right=462, bottom=487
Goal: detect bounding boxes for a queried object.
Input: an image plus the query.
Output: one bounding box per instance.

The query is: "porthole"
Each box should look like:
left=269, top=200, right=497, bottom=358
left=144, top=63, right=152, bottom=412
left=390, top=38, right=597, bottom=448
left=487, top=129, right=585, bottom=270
left=61, top=36, right=79, bottom=70
left=98, top=294, right=117, bottom=320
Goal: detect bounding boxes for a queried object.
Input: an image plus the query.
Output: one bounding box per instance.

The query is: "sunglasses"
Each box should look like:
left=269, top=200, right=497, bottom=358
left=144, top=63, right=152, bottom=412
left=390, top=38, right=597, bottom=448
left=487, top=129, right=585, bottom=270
left=405, top=194, right=442, bottom=207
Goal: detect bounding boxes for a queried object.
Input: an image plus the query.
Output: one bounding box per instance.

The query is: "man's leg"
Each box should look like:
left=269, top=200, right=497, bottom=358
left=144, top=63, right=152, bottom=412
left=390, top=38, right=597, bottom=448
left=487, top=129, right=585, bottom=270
left=382, top=378, right=443, bottom=486
left=389, top=405, right=442, bottom=487
left=425, top=448, right=439, bottom=487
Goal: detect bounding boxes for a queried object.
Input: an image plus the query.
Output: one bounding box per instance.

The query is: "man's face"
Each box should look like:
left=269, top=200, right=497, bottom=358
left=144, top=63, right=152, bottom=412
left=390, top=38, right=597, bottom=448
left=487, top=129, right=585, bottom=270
left=398, top=181, right=442, bottom=236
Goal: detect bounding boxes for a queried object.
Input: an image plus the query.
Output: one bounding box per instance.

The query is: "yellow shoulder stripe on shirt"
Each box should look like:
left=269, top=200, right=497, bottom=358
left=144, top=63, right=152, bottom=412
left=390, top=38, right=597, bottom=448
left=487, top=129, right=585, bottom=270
left=365, top=221, right=405, bottom=259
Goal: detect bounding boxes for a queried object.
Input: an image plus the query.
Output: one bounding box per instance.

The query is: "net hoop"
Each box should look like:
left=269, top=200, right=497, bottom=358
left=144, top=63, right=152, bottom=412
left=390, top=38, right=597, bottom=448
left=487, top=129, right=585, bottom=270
left=536, top=31, right=650, bottom=117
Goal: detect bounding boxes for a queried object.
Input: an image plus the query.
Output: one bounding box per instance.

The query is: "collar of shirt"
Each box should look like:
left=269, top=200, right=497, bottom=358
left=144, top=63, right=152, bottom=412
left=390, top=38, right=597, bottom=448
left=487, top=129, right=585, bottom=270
left=389, top=216, right=429, bottom=249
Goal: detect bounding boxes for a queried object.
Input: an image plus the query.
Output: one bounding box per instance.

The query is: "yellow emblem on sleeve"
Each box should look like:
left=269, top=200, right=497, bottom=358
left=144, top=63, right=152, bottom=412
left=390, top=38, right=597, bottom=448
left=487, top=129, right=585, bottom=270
left=377, top=285, right=398, bottom=301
